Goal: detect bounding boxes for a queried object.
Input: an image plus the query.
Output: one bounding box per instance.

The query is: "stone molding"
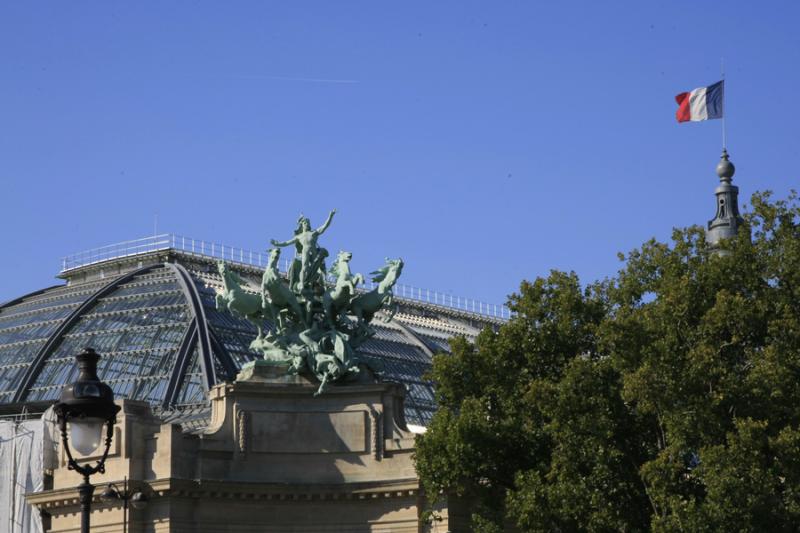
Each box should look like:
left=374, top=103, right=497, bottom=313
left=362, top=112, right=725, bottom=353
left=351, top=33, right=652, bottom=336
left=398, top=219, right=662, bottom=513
left=28, top=477, right=420, bottom=511
left=28, top=376, right=426, bottom=531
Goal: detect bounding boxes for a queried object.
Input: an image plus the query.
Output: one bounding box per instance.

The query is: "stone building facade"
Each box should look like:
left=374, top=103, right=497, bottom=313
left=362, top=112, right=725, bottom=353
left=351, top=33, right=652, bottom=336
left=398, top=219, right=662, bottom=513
left=0, top=235, right=502, bottom=532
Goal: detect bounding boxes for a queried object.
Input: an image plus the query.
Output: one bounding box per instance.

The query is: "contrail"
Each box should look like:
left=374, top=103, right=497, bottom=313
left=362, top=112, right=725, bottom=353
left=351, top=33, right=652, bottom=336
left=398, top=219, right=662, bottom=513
left=229, top=74, right=359, bottom=84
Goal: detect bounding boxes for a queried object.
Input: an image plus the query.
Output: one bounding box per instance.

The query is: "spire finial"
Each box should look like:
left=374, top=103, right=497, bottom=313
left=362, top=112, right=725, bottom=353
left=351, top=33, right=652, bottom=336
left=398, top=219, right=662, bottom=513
left=716, top=149, right=735, bottom=182
left=707, top=149, right=743, bottom=251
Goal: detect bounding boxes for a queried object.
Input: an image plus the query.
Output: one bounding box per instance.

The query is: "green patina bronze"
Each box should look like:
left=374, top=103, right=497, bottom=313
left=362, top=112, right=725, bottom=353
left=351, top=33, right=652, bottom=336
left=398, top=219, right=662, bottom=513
left=216, top=261, right=267, bottom=339
left=215, top=210, right=403, bottom=395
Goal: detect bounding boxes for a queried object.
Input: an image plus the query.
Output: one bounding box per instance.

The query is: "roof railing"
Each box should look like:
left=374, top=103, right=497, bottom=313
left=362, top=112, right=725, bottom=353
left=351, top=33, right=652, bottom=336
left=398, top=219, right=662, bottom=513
left=61, top=233, right=511, bottom=320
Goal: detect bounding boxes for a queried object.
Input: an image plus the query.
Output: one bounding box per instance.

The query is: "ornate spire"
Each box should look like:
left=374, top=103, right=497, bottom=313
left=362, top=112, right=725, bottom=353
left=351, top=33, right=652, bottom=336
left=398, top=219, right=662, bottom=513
left=706, top=149, right=743, bottom=248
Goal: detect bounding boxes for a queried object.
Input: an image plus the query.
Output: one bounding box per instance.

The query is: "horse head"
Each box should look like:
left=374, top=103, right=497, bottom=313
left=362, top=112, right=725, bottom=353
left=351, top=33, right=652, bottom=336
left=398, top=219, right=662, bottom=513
left=371, top=258, right=403, bottom=284
left=392, top=258, right=404, bottom=276
left=267, top=247, right=281, bottom=267
left=371, top=257, right=403, bottom=288
left=329, top=251, right=352, bottom=279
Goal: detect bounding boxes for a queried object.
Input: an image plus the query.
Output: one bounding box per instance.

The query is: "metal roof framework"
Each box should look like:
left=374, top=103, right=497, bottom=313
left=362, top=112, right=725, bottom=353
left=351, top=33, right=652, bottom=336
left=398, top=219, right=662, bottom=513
left=0, top=264, right=229, bottom=408
left=12, top=264, right=162, bottom=403
left=0, top=246, right=497, bottom=426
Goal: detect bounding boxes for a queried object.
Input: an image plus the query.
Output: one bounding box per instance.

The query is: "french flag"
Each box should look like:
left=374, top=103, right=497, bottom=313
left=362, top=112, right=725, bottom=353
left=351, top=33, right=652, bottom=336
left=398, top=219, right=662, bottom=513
left=675, top=80, right=724, bottom=123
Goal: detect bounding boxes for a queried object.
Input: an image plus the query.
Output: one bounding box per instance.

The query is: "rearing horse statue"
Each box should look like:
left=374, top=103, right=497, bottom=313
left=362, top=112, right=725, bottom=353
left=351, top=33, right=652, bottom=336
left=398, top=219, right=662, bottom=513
left=215, top=261, right=265, bottom=338
left=323, top=251, right=364, bottom=328
left=261, top=248, right=306, bottom=331
left=349, top=258, right=404, bottom=326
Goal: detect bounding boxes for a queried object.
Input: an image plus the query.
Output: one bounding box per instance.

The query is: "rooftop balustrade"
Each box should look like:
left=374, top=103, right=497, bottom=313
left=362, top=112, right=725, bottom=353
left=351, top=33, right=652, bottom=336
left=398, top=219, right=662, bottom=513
left=61, top=234, right=511, bottom=320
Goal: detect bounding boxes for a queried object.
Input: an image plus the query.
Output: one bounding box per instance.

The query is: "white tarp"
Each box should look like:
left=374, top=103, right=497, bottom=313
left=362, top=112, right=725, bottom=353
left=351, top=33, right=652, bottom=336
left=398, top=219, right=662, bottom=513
left=0, top=417, right=44, bottom=533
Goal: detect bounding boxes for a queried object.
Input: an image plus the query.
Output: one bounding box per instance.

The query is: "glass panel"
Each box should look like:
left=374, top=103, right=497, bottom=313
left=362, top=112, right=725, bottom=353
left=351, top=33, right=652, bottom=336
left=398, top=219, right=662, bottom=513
left=199, top=293, right=217, bottom=308
left=205, top=307, right=264, bottom=333
left=50, top=335, right=90, bottom=358
left=0, top=304, right=77, bottom=330
left=174, top=345, right=207, bottom=406
left=69, top=315, right=113, bottom=334
left=133, top=377, right=169, bottom=405
left=359, top=338, right=430, bottom=363
left=418, top=334, right=451, bottom=353
left=357, top=351, right=437, bottom=425
left=222, top=348, right=256, bottom=369
left=152, top=326, right=185, bottom=350
left=372, top=326, right=414, bottom=345
left=111, top=281, right=181, bottom=298
left=92, top=292, right=185, bottom=314
left=70, top=307, right=188, bottom=335
left=3, top=290, right=95, bottom=315
left=407, top=407, right=434, bottom=427
left=25, top=361, right=80, bottom=401
left=407, top=382, right=437, bottom=403
left=0, top=321, right=60, bottom=345
left=0, top=340, right=44, bottom=374
left=0, top=365, right=27, bottom=396
left=214, top=330, right=255, bottom=355
left=115, top=329, right=159, bottom=352
left=59, top=331, right=126, bottom=353
left=376, top=357, right=431, bottom=384
left=212, top=354, right=231, bottom=382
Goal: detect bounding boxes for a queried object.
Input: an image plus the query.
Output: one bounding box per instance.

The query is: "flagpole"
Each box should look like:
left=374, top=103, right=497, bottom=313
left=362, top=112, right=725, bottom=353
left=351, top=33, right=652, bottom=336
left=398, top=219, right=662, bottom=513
left=721, top=58, right=727, bottom=150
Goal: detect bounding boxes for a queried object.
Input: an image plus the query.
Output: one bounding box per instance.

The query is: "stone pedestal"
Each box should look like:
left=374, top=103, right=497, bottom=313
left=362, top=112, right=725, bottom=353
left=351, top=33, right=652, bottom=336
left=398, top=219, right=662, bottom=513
left=30, top=371, right=428, bottom=532
left=235, top=359, right=302, bottom=382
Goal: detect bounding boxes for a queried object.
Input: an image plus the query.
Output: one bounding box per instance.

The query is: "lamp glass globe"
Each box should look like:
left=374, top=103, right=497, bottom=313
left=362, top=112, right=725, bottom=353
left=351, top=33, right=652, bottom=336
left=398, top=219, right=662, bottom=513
left=69, top=420, right=104, bottom=456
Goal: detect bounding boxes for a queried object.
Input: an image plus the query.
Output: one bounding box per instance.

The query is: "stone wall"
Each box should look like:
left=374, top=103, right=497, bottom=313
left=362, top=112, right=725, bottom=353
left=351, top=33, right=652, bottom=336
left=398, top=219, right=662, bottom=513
left=27, top=366, right=442, bottom=532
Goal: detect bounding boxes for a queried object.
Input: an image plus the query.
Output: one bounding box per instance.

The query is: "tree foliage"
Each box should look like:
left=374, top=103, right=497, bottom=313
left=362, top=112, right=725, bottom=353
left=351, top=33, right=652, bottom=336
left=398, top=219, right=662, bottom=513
left=414, top=192, right=800, bottom=532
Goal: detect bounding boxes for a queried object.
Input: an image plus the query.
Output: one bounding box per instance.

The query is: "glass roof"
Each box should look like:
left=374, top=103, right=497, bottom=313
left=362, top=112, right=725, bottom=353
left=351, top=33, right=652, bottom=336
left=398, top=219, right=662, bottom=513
left=24, top=267, right=194, bottom=403
left=173, top=343, right=208, bottom=406
left=0, top=280, right=107, bottom=403
left=0, top=257, right=461, bottom=428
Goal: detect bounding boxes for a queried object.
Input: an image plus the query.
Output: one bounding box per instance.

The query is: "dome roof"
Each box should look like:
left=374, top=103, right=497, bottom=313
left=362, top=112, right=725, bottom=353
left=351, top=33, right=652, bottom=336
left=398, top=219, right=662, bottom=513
left=0, top=238, right=504, bottom=427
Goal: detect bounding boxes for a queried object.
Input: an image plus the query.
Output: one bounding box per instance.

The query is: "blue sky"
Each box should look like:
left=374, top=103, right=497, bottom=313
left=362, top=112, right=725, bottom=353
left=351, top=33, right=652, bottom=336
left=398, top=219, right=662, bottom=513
left=1, top=2, right=798, bottom=306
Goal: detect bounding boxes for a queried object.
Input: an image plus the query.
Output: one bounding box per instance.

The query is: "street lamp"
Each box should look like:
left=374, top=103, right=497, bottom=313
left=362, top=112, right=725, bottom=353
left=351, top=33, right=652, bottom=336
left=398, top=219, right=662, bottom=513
left=101, top=476, right=149, bottom=533
left=54, top=348, right=121, bottom=533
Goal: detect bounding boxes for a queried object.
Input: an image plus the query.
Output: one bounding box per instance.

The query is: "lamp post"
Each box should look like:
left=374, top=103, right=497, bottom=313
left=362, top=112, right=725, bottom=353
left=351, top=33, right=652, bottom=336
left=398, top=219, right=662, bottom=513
left=101, top=476, right=149, bottom=533
left=54, top=348, right=121, bottom=533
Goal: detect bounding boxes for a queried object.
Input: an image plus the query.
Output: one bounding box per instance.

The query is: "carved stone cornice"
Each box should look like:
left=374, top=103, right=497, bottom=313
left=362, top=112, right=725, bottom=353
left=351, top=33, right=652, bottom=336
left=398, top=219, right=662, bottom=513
left=27, top=477, right=421, bottom=511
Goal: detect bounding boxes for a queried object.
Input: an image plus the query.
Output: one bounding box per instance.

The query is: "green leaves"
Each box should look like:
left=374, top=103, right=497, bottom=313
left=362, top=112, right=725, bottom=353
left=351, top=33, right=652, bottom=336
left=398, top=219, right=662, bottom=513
left=415, top=192, right=800, bottom=531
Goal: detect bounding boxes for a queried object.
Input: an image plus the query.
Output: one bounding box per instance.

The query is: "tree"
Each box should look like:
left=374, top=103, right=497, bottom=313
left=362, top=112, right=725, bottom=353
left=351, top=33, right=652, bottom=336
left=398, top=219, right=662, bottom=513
left=414, top=192, right=800, bottom=532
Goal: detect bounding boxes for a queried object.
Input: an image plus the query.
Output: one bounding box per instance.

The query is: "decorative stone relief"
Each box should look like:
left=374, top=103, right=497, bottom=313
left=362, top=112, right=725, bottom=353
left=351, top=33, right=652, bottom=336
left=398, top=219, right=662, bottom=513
left=370, top=408, right=383, bottom=461
left=236, top=409, right=249, bottom=454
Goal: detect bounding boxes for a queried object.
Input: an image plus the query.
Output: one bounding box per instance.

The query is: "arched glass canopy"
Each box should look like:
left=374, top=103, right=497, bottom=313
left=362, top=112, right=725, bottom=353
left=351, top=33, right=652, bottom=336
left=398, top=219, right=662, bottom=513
left=0, top=248, right=497, bottom=427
